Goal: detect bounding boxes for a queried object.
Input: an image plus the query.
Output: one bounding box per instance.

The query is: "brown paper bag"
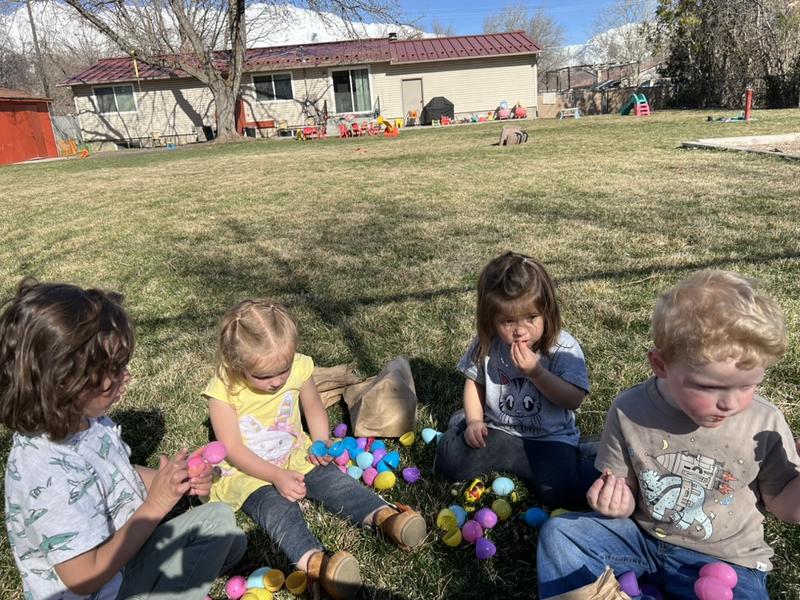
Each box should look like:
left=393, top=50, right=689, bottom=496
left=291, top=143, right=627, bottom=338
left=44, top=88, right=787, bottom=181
left=547, top=567, right=632, bottom=600
left=312, top=363, right=363, bottom=408
left=342, top=357, right=418, bottom=437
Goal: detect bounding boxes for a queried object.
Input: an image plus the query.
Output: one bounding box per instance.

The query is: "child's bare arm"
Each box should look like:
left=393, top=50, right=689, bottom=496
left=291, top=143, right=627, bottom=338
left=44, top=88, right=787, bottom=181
left=55, top=452, right=191, bottom=594
left=298, top=378, right=331, bottom=443
left=763, top=474, right=800, bottom=522
left=463, top=378, right=488, bottom=448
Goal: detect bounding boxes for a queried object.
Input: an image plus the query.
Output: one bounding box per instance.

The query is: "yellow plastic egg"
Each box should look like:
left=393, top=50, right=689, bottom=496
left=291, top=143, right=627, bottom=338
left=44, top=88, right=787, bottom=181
left=263, top=569, right=285, bottom=592
left=399, top=431, right=416, bottom=446
left=242, top=589, right=273, bottom=600
left=442, top=526, right=463, bottom=547
left=285, top=570, right=307, bottom=595
left=373, top=470, right=397, bottom=490
left=549, top=508, right=570, bottom=518
left=436, top=508, right=457, bottom=531
left=491, top=499, right=513, bottom=521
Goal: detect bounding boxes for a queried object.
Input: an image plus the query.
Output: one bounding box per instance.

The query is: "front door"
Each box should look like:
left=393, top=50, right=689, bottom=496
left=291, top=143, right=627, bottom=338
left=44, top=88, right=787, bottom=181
left=401, top=79, right=423, bottom=124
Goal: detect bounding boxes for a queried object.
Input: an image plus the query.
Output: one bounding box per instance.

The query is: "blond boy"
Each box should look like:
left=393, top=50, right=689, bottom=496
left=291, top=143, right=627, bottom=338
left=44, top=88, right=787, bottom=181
left=537, top=270, right=800, bottom=599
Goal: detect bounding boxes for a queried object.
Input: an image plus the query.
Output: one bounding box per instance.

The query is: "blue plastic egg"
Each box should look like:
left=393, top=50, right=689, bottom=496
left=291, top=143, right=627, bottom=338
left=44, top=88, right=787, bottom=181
left=346, top=466, right=363, bottom=479
left=491, top=476, right=515, bottom=497
left=343, top=437, right=359, bottom=452
left=327, top=441, right=345, bottom=458
left=246, top=566, right=271, bottom=589
left=376, top=460, right=391, bottom=473
left=421, top=428, right=442, bottom=444
left=355, top=452, right=374, bottom=470
left=310, top=440, right=328, bottom=457
left=383, top=450, right=401, bottom=469
left=449, top=504, right=468, bottom=527
left=370, top=440, right=386, bottom=453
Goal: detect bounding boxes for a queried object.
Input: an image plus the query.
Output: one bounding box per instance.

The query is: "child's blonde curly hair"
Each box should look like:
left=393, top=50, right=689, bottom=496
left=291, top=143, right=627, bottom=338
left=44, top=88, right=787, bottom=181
left=652, top=270, right=787, bottom=369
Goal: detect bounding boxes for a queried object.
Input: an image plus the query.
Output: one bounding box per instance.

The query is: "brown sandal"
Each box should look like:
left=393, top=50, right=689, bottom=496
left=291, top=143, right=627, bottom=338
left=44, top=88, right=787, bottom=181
left=373, top=503, right=427, bottom=550
left=306, top=550, right=361, bottom=600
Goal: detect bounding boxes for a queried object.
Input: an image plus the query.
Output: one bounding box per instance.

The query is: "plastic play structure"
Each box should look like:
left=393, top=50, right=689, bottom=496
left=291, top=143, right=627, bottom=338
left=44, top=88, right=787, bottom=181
left=620, top=93, right=651, bottom=116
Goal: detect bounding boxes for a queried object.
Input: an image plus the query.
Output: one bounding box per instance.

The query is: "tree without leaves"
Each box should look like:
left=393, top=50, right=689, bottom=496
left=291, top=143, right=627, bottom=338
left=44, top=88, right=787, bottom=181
left=590, top=0, right=656, bottom=70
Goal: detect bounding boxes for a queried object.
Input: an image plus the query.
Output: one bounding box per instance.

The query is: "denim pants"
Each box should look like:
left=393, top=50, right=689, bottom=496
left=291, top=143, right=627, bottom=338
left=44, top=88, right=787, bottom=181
left=118, top=502, right=247, bottom=599
left=434, top=414, right=598, bottom=508
left=242, top=462, right=388, bottom=565
left=537, top=512, right=769, bottom=599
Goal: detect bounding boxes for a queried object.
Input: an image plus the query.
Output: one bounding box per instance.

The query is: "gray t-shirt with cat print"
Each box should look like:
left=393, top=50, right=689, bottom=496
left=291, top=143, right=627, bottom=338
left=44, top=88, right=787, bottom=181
left=4, top=416, right=147, bottom=599
left=457, top=330, right=590, bottom=445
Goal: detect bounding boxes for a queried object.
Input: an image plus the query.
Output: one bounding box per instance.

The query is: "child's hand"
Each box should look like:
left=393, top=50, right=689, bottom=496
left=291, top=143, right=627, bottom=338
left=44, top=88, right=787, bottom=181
left=586, top=470, right=635, bottom=518
left=511, top=341, right=542, bottom=378
left=308, top=440, right=333, bottom=467
left=465, top=420, right=488, bottom=448
left=274, top=469, right=307, bottom=502
left=145, top=449, right=192, bottom=516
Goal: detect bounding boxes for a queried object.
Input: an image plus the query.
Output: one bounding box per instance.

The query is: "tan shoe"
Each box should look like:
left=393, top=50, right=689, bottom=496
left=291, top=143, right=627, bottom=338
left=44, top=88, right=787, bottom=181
left=373, top=503, right=427, bottom=550
left=306, top=550, right=361, bottom=600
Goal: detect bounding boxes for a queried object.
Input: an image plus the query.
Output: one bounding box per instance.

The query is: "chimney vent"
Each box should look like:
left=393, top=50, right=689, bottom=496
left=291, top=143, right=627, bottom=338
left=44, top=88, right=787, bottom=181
left=388, top=32, right=397, bottom=41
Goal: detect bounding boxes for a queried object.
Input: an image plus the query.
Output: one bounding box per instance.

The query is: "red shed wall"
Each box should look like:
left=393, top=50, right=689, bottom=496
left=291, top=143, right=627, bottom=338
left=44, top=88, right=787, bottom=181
left=0, top=100, right=59, bottom=165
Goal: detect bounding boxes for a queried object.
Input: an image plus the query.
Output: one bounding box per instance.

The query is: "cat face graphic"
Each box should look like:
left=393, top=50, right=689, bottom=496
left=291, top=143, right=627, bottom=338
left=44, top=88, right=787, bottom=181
left=496, top=369, right=542, bottom=431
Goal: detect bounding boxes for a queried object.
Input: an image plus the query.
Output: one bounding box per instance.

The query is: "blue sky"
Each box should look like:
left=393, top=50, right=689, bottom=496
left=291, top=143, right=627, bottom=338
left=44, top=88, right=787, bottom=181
left=400, top=0, right=616, bottom=45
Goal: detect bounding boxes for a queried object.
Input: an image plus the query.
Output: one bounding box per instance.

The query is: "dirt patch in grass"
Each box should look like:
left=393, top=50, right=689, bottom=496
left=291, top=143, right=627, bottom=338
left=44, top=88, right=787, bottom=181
left=682, top=132, right=800, bottom=159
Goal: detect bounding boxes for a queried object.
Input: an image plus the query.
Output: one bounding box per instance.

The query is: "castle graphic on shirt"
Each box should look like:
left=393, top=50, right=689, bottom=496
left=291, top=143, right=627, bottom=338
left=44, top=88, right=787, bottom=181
left=638, top=450, right=736, bottom=541
left=238, top=392, right=300, bottom=468
left=496, top=369, right=543, bottom=433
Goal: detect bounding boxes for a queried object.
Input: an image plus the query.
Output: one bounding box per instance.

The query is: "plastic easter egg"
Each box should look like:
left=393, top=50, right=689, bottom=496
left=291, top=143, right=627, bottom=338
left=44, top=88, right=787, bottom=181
left=491, top=476, right=515, bottom=497
left=491, top=499, right=512, bottom=521
left=421, top=428, right=441, bottom=444
left=336, top=464, right=347, bottom=473
left=383, top=450, right=401, bottom=469
left=524, top=507, right=549, bottom=528
left=442, top=526, right=462, bottom=547
left=355, top=452, right=374, bottom=470
left=402, top=466, right=421, bottom=484
left=241, top=590, right=272, bottom=600
left=376, top=460, right=391, bottom=473
left=399, top=431, right=416, bottom=446
left=550, top=508, right=570, bottom=518
left=694, top=576, right=733, bottom=600
left=310, top=440, right=328, bottom=457
left=187, top=454, right=206, bottom=476
left=618, top=571, right=641, bottom=597
left=365, top=436, right=376, bottom=451
left=449, top=505, right=468, bottom=527
left=461, top=520, right=483, bottom=544
left=342, top=436, right=359, bottom=452
left=362, top=467, right=378, bottom=486
left=436, top=508, right=458, bottom=531
left=371, top=440, right=387, bottom=453
left=699, top=562, right=738, bottom=589
left=327, top=441, right=345, bottom=458
left=334, top=450, right=350, bottom=466
left=263, top=569, right=285, bottom=592
left=246, top=566, right=271, bottom=589
left=356, top=437, right=368, bottom=450
left=203, top=441, right=227, bottom=464
left=474, top=507, right=498, bottom=530
left=374, top=470, right=397, bottom=490
left=640, top=584, right=664, bottom=600
left=371, top=448, right=387, bottom=466
left=347, top=466, right=363, bottom=479
left=333, top=423, right=348, bottom=438
left=475, top=536, right=496, bottom=560
left=285, top=570, right=307, bottom=595
left=225, top=575, right=248, bottom=599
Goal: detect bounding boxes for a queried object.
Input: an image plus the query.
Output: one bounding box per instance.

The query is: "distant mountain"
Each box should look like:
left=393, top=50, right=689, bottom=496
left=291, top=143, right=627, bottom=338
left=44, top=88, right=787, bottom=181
left=559, top=23, right=650, bottom=67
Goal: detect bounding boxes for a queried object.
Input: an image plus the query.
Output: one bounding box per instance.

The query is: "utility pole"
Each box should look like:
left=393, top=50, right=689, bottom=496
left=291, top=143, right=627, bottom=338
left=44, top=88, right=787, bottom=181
left=25, top=0, right=51, bottom=97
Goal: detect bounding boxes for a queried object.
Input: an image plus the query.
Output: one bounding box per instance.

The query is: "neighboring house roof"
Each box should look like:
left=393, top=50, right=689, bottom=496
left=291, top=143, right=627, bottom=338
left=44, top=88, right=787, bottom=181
left=61, top=32, right=540, bottom=86
left=0, top=87, right=52, bottom=102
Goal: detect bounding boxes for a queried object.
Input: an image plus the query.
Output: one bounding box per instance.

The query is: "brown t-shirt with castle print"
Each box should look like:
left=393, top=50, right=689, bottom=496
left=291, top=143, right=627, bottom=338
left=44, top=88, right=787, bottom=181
left=597, top=377, right=800, bottom=571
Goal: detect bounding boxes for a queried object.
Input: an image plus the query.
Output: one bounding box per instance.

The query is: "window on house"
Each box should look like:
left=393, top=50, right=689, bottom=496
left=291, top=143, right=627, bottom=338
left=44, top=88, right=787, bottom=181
left=253, top=74, right=293, bottom=101
left=95, top=85, right=136, bottom=113
left=332, top=68, right=370, bottom=113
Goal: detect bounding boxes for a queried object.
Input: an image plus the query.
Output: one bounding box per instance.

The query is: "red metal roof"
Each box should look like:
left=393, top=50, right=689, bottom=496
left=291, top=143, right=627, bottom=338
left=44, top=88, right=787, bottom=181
left=0, top=87, right=52, bottom=102
left=61, top=32, right=540, bottom=86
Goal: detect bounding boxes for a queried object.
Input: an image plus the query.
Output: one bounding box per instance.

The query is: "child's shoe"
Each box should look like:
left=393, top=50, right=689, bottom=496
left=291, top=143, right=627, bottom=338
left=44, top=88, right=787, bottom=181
left=373, top=503, right=427, bottom=550
left=306, top=550, right=361, bottom=600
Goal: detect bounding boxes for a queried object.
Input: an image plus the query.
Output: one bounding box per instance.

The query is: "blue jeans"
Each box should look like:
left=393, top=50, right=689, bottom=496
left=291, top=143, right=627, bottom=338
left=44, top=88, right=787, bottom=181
left=242, top=462, right=387, bottom=565
left=434, top=414, right=598, bottom=508
left=536, top=512, right=768, bottom=599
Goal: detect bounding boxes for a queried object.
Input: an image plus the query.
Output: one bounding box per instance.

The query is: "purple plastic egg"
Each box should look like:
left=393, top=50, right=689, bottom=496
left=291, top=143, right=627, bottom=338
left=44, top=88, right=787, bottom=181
left=333, top=423, right=348, bottom=438
left=694, top=576, right=733, bottom=600
left=699, top=562, right=738, bottom=589
left=371, top=448, right=387, bottom=466
left=334, top=450, right=350, bottom=466
left=618, top=571, right=641, bottom=597
left=640, top=584, right=663, bottom=600
left=474, top=507, right=498, bottom=530
left=362, top=467, right=378, bottom=486
left=461, top=520, right=483, bottom=544
left=475, top=537, right=496, bottom=560
left=356, top=437, right=368, bottom=449
left=402, top=466, right=421, bottom=484
left=225, top=575, right=248, bottom=599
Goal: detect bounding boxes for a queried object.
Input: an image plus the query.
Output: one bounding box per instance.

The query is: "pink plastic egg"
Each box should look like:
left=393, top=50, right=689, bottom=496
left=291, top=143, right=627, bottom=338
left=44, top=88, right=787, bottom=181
left=187, top=454, right=206, bottom=476
left=694, top=576, right=733, bottom=600
left=474, top=507, right=498, bottom=530
left=225, top=575, right=248, bottom=599
left=337, top=464, right=347, bottom=473
left=334, top=450, right=350, bottom=466
left=461, top=520, right=483, bottom=544
left=475, top=536, right=496, bottom=560
left=203, top=441, right=227, bottom=465
left=699, top=562, right=738, bottom=589
left=362, top=467, right=378, bottom=486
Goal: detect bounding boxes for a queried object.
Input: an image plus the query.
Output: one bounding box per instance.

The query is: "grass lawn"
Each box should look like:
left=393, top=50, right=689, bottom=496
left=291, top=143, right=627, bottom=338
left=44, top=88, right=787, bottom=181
left=2, top=109, right=800, bottom=599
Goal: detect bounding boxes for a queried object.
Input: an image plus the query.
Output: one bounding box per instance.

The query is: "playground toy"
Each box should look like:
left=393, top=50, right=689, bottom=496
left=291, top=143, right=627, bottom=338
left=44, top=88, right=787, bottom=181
left=620, top=93, right=651, bottom=117
left=707, top=86, right=755, bottom=122
left=376, top=115, right=399, bottom=137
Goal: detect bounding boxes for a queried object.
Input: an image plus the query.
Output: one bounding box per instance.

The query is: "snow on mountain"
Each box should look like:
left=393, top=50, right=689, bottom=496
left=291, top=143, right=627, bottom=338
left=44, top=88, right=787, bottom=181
left=559, top=23, right=649, bottom=67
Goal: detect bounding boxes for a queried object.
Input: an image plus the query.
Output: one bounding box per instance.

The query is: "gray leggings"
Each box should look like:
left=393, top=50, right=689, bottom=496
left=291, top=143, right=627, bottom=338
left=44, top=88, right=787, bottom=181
left=434, top=415, right=598, bottom=509
left=242, top=462, right=388, bottom=565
